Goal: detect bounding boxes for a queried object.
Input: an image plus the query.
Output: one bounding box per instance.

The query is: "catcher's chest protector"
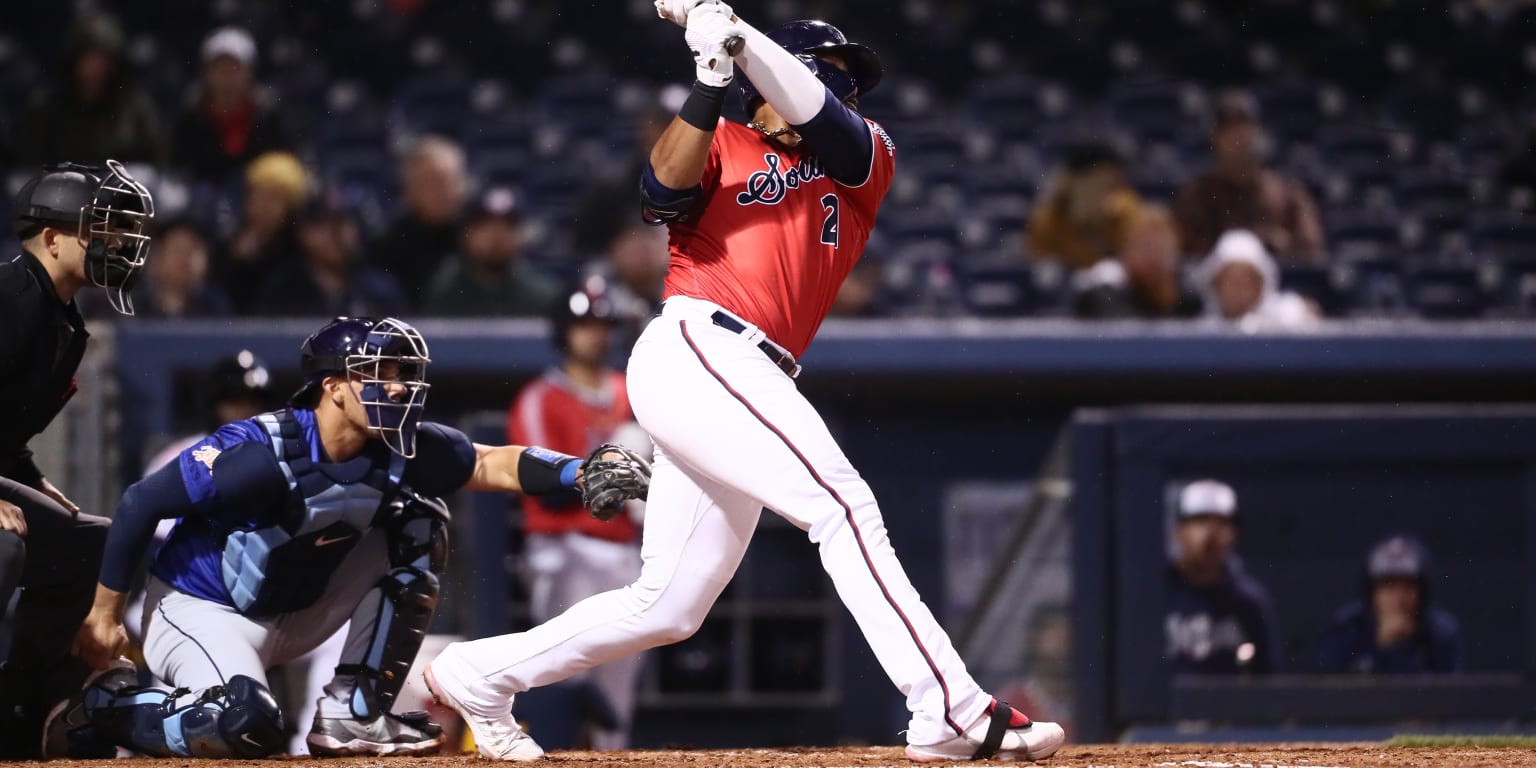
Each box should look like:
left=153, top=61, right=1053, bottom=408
left=221, top=409, right=405, bottom=617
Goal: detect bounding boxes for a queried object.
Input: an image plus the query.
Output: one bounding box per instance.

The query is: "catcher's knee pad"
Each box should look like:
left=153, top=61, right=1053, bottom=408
left=88, top=674, right=284, bottom=758
left=387, top=492, right=449, bottom=574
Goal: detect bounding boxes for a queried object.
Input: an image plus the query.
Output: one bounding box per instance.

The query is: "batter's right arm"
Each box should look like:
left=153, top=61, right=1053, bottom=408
left=642, top=4, right=737, bottom=223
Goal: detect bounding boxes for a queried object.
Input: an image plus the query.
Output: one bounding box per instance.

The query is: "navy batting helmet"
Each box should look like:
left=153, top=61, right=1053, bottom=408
left=290, top=317, right=431, bottom=457
left=551, top=277, right=618, bottom=353
left=13, top=159, right=154, bottom=315
left=208, top=349, right=272, bottom=407
left=739, top=19, right=884, bottom=111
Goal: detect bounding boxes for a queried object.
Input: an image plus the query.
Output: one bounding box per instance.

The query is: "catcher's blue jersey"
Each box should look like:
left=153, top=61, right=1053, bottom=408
left=149, top=407, right=475, bottom=611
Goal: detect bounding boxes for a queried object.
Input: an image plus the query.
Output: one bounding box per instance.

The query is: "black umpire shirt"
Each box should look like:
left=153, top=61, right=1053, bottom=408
left=0, top=250, right=88, bottom=489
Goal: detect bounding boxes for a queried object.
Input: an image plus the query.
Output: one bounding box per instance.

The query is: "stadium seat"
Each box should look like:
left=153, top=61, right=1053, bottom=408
left=1279, top=265, right=1346, bottom=317
left=960, top=263, right=1042, bottom=317
left=1337, top=257, right=1410, bottom=316
left=1471, top=213, right=1536, bottom=258
left=1405, top=265, right=1489, bottom=319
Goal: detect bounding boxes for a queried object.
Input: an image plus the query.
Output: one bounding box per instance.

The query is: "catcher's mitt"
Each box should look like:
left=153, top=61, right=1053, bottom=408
left=581, top=443, right=651, bottom=520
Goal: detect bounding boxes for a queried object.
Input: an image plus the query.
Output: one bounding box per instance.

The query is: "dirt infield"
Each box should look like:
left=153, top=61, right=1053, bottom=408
left=16, top=744, right=1536, bottom=768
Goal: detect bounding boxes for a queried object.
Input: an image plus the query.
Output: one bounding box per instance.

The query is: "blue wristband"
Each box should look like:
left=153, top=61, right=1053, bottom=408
left=559, top=459, right=581, bottom=489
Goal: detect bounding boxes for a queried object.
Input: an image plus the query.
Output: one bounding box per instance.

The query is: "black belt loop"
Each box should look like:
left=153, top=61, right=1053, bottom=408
left=709, top=311, right=801, bottom=378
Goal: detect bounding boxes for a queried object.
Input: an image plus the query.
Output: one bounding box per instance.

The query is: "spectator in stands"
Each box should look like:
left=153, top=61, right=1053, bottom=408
left=172, top=27, right=294, bottom=188
left=1165, top=479, right=1279, bottom=675
left=250, top=192, right=409, bottom=317
left=585, top=219, right=671, bottom=341
left=423, top=186, right=559, bottom=316
left=1315, top=534, right=1462, bottom=675
left=1196, top=229, right=1320, bottom=330
left=1072, top=206, right=1201, bottom=319
left=1174, top=90, right=1325, bottom=264
left=16, top=13, right=165, bottom=166
left=221, top=151, right=308, bottom=311
left=1026, top=141, right=1143, bottom=271
left=573, top=92, right=677, bottom=257
left=371, top=136, right=469, bottom=306
left=135, top=220, right=233, bottom=319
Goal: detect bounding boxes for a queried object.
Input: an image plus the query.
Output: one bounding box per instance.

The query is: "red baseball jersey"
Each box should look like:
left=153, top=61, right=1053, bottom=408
left=662, top=117, right=897, bottom=357
left=508, top=368, right=638, bottom=543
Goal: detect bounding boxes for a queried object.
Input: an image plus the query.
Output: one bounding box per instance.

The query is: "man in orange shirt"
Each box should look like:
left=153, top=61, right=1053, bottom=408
left=507, top=279, right=646, bottom=749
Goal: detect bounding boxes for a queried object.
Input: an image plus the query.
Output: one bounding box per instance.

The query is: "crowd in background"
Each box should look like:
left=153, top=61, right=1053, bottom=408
left=3, top=1, right=1536, bottom=324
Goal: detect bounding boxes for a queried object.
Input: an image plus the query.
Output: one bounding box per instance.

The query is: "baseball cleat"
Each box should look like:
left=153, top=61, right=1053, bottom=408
left=904, top=699, right=1065, bottom=763
left=423, top=658, right=545, bottom=761
left=307, top=710, right=445, bottom=756
left=41, top=657, right=138, bottom=759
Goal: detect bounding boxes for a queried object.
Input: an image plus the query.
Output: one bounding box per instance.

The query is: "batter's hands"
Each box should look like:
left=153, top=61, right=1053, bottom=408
left=40, top=477, right=80, bottom=517
left=686, top=4, right=743, bottom=87
left=73, top=608, right=128, bottom=671
left=579, top=443, right=652, bottom=521
left=655, top=0, right=730, bottom=27
left=0, top=500, right=25, bottom=537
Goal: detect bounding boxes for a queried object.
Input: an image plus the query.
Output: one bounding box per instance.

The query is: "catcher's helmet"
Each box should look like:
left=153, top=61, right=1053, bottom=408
left=739, top=19, right=884, bottom=111
left=552, top=277, right=618, bottom=353
left=290, top=317, right=431, bottom=458
left=13, top=159, right=154, bottom=315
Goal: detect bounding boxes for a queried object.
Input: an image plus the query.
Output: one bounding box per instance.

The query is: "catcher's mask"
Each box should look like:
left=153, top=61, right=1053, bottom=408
left=292, top=317, right=432, bottom=457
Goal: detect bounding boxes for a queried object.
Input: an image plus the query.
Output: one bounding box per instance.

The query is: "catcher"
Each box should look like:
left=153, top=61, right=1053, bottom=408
left=44, top=316, right=650, bottom=759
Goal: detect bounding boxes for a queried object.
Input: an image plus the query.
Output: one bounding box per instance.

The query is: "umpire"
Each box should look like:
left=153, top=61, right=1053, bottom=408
left=0, top=160, right=153, bottom=757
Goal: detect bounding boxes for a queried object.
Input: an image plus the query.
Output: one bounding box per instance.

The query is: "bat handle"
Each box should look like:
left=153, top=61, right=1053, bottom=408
left=725, top=35, right=745, bottom=57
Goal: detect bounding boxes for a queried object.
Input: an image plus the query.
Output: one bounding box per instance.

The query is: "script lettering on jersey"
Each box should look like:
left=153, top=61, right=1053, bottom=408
left=736, top=152, right=826, bottom=206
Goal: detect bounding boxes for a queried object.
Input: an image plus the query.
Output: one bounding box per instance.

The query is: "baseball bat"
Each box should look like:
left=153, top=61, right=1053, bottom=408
left=725, top=15, right=744, bottom=56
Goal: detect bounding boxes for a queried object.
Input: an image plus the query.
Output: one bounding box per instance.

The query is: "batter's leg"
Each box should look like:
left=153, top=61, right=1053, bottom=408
left=429, top=445, right=760, bottom=719
left=630, top=318, right=994, bottom=748
left=560, top=535, right=644, bottom=750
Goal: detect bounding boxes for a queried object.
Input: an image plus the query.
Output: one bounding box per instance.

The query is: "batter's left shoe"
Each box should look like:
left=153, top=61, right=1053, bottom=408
left=307, top=710, right=446, bottom=756
left=904, top=699, right=1065, bottom=762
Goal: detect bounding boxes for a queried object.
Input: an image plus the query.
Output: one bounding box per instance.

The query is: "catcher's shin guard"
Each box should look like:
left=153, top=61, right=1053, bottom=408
left=340, top=493, right=448, bottom=719
left=86, top=675, right=285, bottom=758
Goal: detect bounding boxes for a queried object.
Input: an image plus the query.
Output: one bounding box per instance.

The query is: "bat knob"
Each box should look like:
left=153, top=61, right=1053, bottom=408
left=725, top=35, right=745, bottom=57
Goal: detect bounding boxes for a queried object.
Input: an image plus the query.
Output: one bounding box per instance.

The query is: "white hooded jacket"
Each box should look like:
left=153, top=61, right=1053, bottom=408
left=1196, top=229, right=1319, bottom=331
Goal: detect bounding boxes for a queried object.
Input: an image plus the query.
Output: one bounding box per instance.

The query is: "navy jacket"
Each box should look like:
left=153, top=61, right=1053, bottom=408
left=1165, top=558, right=1279, bottom=675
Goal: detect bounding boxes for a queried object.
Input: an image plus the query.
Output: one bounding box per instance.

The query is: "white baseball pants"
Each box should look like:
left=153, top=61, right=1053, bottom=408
left=436, top=297, right=988, bottom=746
left=524, top=531, right=644, bottom=749
left=140, top=529, right=384, bottom=725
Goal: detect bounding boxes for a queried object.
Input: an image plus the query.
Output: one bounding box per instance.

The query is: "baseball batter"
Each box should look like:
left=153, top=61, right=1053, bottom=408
left=45, top=316, right=651, bottom=759
left=425, top=2, right=1065, bottom=762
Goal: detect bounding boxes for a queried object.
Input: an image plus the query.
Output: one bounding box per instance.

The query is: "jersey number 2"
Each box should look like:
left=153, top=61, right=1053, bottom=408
left=820, top=193, right=840, bottom=248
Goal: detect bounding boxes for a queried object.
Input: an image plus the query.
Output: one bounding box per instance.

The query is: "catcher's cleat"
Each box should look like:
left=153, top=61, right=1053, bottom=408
left=307, top=710, right=445, bottom=756
left=423, top=657, right=545, bottom=761
left=904, top=699, right=1065, bottom=762
left=41, top=658, right=138, bottom=759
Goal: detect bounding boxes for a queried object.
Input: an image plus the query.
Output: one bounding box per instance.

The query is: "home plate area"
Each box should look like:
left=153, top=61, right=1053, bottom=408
left=8, top=744, right=1528, bottom=768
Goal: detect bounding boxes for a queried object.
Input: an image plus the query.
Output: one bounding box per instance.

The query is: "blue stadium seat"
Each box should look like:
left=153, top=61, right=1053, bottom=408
left=1471, top=213, right=1536, bottom=258
left=960, top=263, right=1042, bottom=317
left=1406, top=265, right=1488, bottom=318
left=1279, top=265, right=1346, bottom=317
left=1338, top=257, right=1410, bottom=316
